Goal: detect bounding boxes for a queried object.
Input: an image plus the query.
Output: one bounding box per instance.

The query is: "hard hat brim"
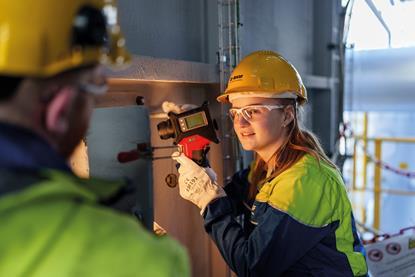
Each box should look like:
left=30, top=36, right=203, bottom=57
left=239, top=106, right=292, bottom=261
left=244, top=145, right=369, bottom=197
left=216, top=93, right=229, bottom=103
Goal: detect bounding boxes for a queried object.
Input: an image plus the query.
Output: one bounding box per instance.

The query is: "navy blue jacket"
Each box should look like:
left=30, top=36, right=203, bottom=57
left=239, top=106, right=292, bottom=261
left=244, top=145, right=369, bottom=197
left=204, top=155, right=368, bottom=277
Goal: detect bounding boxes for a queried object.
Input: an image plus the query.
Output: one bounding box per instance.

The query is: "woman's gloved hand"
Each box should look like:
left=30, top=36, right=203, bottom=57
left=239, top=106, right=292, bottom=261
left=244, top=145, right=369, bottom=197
left=172, top=152, right=226, bottom=215
left=162, top=101, right=198, bottom=114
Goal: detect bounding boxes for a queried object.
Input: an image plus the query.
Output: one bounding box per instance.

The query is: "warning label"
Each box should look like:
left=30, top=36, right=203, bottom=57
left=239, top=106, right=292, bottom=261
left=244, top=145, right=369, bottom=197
left=385, top=242, right=401, bottom=255
left=368, top=249, right=384, bottom=262
left=366, top=233, right=415, bottom=276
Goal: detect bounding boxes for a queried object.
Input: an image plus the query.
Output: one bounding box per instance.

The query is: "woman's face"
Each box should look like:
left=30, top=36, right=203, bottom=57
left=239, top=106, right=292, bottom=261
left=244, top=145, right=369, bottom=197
left=231, top=97, right=291, bottom=162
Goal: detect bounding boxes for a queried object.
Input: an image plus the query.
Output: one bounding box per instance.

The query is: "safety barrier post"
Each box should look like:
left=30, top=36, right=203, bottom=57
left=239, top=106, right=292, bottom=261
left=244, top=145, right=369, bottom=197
left=373, top=139, right=382, bottom=230
left=353, top=140, right=357, bottom=191
left=352, top=139, right=366, bottom=223
left=363, top=112, right=368, bottom=190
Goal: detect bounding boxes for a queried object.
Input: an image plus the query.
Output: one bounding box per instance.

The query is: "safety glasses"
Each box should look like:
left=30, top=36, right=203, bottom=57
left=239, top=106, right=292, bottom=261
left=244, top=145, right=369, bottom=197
left=229, top=104, right=285, bottom=122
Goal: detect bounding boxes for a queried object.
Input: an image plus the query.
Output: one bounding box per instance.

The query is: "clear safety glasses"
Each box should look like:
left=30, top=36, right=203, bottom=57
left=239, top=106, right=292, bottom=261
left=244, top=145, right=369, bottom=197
left=229, top=104, right=285, bottom=122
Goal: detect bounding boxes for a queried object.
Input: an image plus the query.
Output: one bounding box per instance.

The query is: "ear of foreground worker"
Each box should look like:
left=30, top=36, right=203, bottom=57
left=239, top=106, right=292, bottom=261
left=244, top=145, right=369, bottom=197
left=171, top=152, right=226, bottom=215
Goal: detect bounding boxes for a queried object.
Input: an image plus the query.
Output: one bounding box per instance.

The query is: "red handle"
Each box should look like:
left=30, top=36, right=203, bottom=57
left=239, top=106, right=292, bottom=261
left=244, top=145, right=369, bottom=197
left=117, top=150, right=139, bottom=163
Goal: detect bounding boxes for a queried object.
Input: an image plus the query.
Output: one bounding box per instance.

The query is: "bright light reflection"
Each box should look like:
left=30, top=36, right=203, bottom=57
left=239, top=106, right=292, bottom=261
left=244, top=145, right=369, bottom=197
left=347, top=0, right=415, bottom=50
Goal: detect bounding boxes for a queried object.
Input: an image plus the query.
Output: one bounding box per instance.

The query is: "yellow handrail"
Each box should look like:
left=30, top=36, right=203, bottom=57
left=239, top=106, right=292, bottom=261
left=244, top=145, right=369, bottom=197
left=352, top=134, right=415, bottom=232
left=354, top=136, right=415, bottom=143
left=373, top=139, right=382, bottom=230
left=352, top=188, right=415, bottom=196
left=363, top=113, right=368, bottom=191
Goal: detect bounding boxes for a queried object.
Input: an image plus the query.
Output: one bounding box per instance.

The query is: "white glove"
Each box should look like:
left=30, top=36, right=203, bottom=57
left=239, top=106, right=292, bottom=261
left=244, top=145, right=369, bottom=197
left=172, top=152, right=226, bottom=215
left=162, top=101, right=198, bottom=114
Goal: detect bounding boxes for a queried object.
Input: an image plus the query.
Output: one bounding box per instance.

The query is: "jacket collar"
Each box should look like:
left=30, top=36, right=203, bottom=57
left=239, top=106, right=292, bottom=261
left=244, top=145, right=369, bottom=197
left=0, top=122, right=71, bottom=172
left=0, top=168, right=133, bottom=212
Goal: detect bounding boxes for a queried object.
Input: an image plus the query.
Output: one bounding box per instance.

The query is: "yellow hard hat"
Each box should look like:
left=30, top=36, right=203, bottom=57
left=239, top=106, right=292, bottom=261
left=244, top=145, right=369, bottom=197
left=217, top=50, right=307, bottom=105
left=0, top=0, right=130, bottom=78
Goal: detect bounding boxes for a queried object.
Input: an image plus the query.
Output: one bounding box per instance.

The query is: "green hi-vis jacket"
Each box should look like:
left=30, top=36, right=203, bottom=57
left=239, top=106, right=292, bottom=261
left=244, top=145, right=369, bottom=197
left=204, top=154, right=368, bottom=276
left=0, top=169, right=189, bottom=277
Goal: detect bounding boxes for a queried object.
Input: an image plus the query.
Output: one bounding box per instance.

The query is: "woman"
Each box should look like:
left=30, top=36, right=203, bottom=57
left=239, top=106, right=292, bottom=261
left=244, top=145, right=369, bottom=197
left=172, top=50, right=368, bottom=276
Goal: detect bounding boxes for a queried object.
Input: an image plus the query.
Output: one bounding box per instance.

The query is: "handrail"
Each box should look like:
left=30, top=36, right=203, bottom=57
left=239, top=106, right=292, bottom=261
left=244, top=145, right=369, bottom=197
left=354, top=136, right=415, bottom=143
left=352, top=134, right=415, bottom=231
left=352, top=187, right=415, bottom=196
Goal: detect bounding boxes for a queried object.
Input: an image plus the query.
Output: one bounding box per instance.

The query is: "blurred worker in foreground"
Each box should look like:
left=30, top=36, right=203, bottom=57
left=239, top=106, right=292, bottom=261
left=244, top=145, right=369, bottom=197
left=171, top=51, right=368, bottom=276
left=0, top=1, right=189, bottom=276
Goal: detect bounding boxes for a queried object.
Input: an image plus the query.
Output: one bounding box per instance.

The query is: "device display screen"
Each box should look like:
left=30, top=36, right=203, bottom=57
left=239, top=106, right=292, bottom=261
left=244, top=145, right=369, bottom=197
left=184, top=112, right=206, bottom=129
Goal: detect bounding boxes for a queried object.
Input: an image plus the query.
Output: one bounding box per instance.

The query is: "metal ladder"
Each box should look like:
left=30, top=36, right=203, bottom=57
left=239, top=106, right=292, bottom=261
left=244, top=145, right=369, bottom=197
left=217, top=0, right=242, bottom=183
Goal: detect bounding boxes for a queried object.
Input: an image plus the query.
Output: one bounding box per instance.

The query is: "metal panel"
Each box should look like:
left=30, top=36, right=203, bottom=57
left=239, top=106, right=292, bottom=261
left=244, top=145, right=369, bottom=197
left=311, top=0, right=343, bottom=156
left=345, top=47, right=415, bottom=111
left=101, top=81, right=227, bottom=277
left=105, top=56, right=219, bottom=83
left=118, top=0, right=218, bottom=63
left=239, top=0, right=343, bottom=155
left=239, top=0, right=313, bottom=75
left=87, top=106, right=153, bottom=230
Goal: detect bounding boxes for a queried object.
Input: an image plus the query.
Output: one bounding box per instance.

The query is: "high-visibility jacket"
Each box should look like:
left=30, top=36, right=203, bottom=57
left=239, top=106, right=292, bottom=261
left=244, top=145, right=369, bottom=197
left=0, top=123, right=189, bottom=277
left=204, top=154, right=368, bottom=277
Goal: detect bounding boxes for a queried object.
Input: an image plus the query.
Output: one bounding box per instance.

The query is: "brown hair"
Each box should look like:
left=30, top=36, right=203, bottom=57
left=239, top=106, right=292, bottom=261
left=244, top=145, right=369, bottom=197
left=248, top=99, right=336, bottom=201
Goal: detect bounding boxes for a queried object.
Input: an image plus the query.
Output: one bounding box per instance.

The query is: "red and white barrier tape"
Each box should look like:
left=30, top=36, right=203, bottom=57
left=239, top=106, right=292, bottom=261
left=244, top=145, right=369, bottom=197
left=362, top=226, right=415, bottom=245
left=360, top=143, right=415, bottom=179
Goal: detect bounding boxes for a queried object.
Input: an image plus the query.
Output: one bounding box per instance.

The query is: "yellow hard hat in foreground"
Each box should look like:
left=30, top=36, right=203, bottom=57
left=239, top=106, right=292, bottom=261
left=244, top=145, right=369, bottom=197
left=0, top=0, right=130, bottom=78
left=217, top=50, right=307, bottom=105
